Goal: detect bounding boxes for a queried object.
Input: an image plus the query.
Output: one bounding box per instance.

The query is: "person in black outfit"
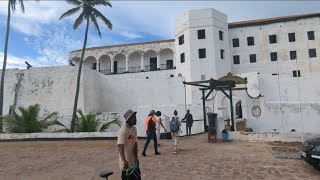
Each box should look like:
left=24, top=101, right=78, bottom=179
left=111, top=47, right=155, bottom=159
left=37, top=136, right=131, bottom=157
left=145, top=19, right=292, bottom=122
left=182, top=109, right=193, bottom=136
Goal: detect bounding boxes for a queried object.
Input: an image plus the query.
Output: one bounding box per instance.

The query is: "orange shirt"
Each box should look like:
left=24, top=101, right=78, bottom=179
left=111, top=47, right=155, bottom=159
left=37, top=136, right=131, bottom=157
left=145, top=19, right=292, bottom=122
left=145, top=116, right=157, bottom=131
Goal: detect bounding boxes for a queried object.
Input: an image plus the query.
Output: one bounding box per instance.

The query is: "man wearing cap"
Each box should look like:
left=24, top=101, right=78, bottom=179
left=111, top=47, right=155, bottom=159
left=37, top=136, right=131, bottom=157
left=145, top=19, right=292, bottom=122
left=117, top=110, right=141, bottom=180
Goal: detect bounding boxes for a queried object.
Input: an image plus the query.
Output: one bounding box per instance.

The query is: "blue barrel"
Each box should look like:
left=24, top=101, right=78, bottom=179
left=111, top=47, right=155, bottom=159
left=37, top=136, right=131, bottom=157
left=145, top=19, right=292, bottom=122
left=222, top=133, right=229, bottom=141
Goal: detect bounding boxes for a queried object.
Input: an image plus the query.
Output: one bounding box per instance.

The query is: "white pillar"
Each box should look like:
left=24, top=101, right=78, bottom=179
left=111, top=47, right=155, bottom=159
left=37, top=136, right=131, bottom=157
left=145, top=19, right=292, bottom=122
left=111, top=56, right=114, bottom=73
left=141, top=53, right=145, bottom=71
left=125, top=55, right=129, bottom=72
left=157, top=53, right=160, bottom=70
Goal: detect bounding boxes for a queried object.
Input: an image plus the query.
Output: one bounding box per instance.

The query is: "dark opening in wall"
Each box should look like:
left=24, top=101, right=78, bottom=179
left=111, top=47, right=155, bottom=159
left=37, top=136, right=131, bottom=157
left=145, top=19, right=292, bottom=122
left=292, top=70, right=301, bottom=77
left=269, top=35, right=277, bottom=44
left=308, top=31, right=315, bottom=40
left=309, top=49, right=317, bottom=58
left=219, top=30, right=223, bottom=40
left=233, top=55, right=240, bottom=64
left=247, top=37, right=254, bottom=46
left=220, top=49, right=224, bottom=59
left=199, top=48, right=206, bottom=59
left=232, top=38, right=239, bottom=47
left=288, top=33, right=295, bottom=42
left=180, top=53, right=185, bottom=63
left=179, top=34, right=184, bottom=45
left=249, top=54, right=256, bottom=63
left=198, top=29, right=206, bottom=39
left=290, top=51, right=297, bottom=60
left=270, top=52, right=277, bottom=61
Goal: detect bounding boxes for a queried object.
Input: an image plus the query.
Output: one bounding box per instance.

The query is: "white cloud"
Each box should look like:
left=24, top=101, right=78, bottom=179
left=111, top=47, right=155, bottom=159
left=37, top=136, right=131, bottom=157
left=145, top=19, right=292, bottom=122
left=0, top=52, right=29, bottom=69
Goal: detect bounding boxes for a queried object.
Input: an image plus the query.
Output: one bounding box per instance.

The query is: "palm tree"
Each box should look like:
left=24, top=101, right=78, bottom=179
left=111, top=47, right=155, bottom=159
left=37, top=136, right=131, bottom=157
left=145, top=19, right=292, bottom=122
left=0, top=0, right=39, bottom=133
left=59, top=0, right=112, bottom=132
left=4, top=104, right=58, bottom=133
left=52, top=109, right=121, bottom=132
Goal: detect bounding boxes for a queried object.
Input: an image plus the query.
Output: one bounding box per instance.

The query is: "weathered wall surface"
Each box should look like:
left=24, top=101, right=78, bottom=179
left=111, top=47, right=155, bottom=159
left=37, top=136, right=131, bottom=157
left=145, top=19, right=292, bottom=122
left=82, top=69, right=186, bottom=113
left=2, top=66, right=84, bottom=118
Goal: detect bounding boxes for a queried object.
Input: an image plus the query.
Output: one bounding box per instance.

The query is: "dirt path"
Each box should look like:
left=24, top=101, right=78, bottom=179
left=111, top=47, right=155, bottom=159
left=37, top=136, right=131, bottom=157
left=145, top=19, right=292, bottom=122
left=0, top=134, right=319, bottom=180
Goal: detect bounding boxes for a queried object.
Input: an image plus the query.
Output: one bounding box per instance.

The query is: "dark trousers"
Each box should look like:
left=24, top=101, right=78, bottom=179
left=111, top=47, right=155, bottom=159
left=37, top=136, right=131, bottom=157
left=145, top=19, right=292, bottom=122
left=186, top=126, right=192, bottom=136
left=121, top=168, right=141, bottom=180
left=142, top=131, right=158, bottom=153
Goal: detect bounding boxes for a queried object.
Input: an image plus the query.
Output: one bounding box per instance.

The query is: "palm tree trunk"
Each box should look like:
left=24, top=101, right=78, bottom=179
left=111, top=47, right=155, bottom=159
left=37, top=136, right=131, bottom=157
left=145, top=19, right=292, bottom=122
left=0, top=2, right=11, bottom=133
left=70, top=17, right=90, bottom=132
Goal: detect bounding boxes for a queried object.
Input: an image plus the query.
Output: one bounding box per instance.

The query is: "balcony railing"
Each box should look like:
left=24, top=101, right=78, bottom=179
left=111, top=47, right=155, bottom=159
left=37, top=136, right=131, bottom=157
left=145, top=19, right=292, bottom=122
left=99, top=64, right=175, bottom=75
left=100, top=69, right=111, bottom=75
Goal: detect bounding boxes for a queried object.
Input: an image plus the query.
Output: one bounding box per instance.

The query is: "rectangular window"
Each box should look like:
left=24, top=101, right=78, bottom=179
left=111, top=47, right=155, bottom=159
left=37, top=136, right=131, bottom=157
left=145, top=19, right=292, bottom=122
left=233, top=55, right=240, bottom=64
left=180, top=53, right=185, bottom=63
left=219, top=31, right=223, bottom=40
left=199, top=48, right=206, bottom=59
left=308, top=31, right=315, bottom=40
left=288, top=33, right=295, bottom=42
left=179, top=35, right=184, bottom=45
left=290, top=51, right=297, bottom=60
left=220, top=49, right=224, bottom=59
left=293, top=70, right=301, bottom=77
left=198, top=29, right=205, bottom=39
left=270, top=52, right=277, bottom=61
left=269, top=35, right=277, bottom=44
left=309, top=48, right=317, bottom=58
left=247, top=37, right=254, bottom=46
left=249, top=54, right=256, bottom=63
left=232, top=38, right=239, bottom=47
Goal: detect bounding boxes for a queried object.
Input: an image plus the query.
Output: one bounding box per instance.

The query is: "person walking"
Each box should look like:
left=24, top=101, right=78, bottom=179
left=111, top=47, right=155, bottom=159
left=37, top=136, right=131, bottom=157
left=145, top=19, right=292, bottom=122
left=117, top=110, right=141, bottom=180
left=182, top=109, right=193, bottom=136
left=142, top=110, right=161, bottom=156
left=170, top=110, right=181, bottom=154
left=155, top=111, right=167, bottom=147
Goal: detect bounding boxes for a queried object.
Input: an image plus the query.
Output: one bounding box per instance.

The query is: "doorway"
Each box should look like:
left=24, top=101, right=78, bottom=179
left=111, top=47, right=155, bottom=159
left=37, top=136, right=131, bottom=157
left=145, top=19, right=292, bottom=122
left=150, top=57, right=157, bottom=71
left=113, top=61, right=118, bottom=74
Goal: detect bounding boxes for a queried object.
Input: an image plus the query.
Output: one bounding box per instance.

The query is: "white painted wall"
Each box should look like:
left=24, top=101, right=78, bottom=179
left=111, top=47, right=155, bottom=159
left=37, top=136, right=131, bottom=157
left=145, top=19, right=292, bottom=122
left=1, top=66, right=84, bottom=117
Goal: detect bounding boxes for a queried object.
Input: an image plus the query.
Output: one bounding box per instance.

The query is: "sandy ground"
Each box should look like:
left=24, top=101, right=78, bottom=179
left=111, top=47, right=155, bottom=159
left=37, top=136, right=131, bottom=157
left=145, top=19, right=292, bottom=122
left=0, top=134, right=319, bottom=180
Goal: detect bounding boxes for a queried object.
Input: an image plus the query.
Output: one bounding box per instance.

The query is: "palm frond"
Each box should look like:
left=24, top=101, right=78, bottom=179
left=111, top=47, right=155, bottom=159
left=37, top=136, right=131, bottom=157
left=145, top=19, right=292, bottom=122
left=92, top=8, right=112, bottom=30
left=42, top=112, right=58, bottom=122
left=3, top=104, right=54, bottom=133
left=89, top=15, right=101, bottom=37
left=66, top=0, right=82, bottom=6
left=50, top=120, right=70, bottom=133
left=73, top=12, right=85, bottom=30
left=99, top=118, right=121, bottom=132
left=59, top=6, right=82, bottom=20
left=91, top=0, right=112, bottom=7
left=18, top=0, right=25, bottom=13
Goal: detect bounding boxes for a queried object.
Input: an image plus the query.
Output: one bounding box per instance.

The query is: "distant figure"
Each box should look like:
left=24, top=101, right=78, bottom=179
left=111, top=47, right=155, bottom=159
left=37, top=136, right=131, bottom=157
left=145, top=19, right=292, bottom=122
left=142, top=110, right=161, bottom=156
left=182, top=109, right=193, bottom=136
left=117, top=110, right=141, bottom=180
left=236, top=100, right=243, bottom=118
left=170, top=110, right=181, bottom=154
left=155, top=111, right=167, bottom=147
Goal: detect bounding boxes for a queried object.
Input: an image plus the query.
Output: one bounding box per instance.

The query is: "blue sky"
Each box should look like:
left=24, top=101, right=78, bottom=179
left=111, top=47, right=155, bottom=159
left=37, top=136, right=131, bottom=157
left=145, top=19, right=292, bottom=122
left=0, top=1, right=319, bottom=69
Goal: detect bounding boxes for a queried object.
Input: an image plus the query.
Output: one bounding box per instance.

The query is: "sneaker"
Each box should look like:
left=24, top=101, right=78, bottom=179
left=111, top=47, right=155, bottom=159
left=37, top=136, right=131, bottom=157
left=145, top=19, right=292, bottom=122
left=155, top=152, right=161, bottom=155
left=141, top=152, right=146, bottom=157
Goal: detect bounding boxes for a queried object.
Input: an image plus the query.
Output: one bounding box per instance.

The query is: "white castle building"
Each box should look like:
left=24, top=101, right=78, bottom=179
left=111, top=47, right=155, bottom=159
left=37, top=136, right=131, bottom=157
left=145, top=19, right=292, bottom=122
left=3, top=8, right=320, bottom=140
